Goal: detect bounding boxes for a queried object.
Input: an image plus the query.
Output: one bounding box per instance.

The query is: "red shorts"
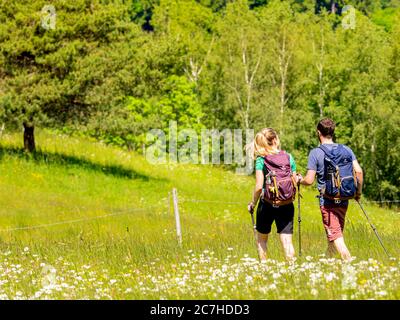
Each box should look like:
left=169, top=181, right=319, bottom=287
left=320, top=205, right=348, bottom=242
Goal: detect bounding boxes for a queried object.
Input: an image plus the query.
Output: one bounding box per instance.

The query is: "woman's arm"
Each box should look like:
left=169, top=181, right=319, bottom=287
left=248, top=170, right=264, bottom=212
left=252, top=170, right=264, bottom=203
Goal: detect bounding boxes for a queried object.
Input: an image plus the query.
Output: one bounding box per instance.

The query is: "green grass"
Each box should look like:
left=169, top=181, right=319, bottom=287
left=0, top=129, right=398, bottom=299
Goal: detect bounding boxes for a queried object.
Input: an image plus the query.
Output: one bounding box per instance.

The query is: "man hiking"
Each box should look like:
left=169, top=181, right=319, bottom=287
left=298, top=118, right=363, bottom=261
left=248, top=128, right=300, bottom=262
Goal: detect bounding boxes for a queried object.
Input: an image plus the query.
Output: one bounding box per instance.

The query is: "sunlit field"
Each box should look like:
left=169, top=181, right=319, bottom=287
left=0, top=130, right=399, bottom=299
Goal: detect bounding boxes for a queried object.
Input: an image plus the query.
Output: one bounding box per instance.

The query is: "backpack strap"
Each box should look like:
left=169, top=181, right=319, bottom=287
left=264, top=151, right=290, bottom=171
left=319, top=143, right=345, bottom=153
left=262, top=155, right=269, bottom=173
left=262, top=156, right=269, bottom=190
left=281, top=150, right=290, bottom=160
left=319, top=144, right=348, bottom=163
left=318, top=144, right=333, bottom=158
left=319, top=145, right=342, bottom=197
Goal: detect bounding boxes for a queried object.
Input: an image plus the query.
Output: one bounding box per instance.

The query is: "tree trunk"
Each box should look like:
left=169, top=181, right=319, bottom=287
left=23, top=122, right=35, bottom=152
left=318, top=65, right=324, bottom=118
left=331, top=1, right=337, bottom=14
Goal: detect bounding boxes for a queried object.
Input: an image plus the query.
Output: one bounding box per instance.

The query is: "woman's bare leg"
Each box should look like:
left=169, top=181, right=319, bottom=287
left=257, top=232, right=269, bottom=261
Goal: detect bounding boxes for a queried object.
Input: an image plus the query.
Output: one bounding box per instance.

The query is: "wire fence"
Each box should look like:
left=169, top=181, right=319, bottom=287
left=364, top=200, right=400, bottom=204
left=0, top=190, right=398, bottom=234
left=180, top=197, right=400, bottom=205
left=0, top=206, right=159, bottom=233
left=178, top=195, right=400, bottom=219
left=181, top=199, right=243, bottom=205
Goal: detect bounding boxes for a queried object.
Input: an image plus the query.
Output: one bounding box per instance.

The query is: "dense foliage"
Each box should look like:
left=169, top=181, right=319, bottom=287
left=1, top=0, right=400, bottom=201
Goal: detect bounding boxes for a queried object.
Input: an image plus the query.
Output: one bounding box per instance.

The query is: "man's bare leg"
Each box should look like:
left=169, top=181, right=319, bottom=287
left=326, top=240, right=337, bottom=257
left=333, top=237, right=352, bottom=261
left=279, top=233, right=295, bottom=262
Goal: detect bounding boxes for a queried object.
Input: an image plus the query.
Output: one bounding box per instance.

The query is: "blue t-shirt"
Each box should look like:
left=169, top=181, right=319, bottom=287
left=307, top=143, right=357, bottom=206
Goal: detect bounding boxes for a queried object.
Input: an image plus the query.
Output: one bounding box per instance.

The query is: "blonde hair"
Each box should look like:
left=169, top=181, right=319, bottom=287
left=252, top=128, right=281, bottom=159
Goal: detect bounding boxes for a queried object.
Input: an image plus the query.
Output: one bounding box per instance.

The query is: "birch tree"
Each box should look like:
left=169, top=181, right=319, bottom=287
left=216, top=0, right=265, bottom=129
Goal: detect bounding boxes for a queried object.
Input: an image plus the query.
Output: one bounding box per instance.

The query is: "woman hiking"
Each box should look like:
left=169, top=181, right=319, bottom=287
left=247, top=128, right=300, bottom=262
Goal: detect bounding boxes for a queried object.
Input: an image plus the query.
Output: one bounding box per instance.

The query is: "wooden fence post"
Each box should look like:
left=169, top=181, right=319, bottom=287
left=172, top=188, right=182, bottom=246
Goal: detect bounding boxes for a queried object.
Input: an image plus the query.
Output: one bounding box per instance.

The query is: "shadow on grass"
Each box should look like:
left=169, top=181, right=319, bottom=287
left=0, top=146, right=166, bottom=182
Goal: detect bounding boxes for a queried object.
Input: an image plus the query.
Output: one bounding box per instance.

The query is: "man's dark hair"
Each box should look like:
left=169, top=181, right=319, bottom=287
left=317, top=118, right=335, bottom=138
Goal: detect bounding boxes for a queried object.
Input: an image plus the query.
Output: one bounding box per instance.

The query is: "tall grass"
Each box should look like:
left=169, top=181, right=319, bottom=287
left=0, top=129, right=398, bottom=299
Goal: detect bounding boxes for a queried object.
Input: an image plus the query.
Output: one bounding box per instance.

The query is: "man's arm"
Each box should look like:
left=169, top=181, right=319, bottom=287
left=353, top=160, right=363, bottom=200
left=299, top=149, right=318, bottom=186
left=300, top=170, right=316, bottom=186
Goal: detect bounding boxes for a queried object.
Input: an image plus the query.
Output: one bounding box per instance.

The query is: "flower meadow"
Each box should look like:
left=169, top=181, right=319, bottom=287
left=0, top=248, right=398, bottom=300
left=0, top=131, right=399, bottom=300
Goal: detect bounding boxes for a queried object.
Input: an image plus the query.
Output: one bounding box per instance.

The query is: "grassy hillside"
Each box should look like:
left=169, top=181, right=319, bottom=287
left=0, top=130, right=398, bottom=299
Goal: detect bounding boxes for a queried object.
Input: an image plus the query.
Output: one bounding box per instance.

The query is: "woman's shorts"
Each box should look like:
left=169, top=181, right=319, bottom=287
left=256, top=200, right=294, bottom=234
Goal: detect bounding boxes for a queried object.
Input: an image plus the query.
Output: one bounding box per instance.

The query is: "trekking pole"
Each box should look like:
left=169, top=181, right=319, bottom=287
left=248, top=202, right=259, bottom=261
left=356, top=200, right=390, bottom=257
left=250, top=211, right=258, bottom=243
left=297, top=183, right=302, bottom=257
